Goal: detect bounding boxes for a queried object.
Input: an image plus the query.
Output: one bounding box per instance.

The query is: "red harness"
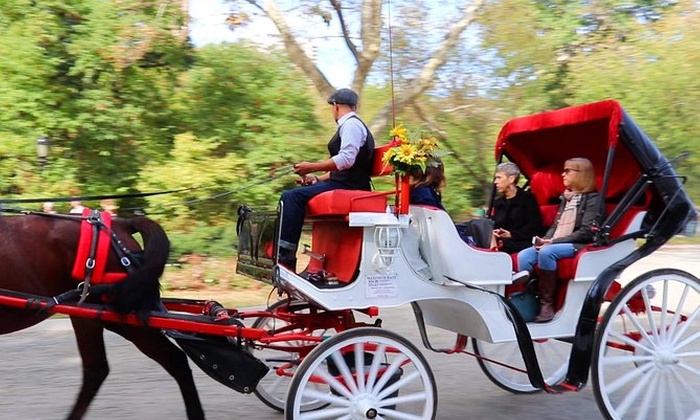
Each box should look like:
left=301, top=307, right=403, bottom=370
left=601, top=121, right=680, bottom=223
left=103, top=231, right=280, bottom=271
left=71, top=208, right=128, bottom=284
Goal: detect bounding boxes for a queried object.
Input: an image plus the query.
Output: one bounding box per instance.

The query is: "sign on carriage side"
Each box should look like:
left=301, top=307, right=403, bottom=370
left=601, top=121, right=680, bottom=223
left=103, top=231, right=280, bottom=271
left=365, top=273, right=399, bottom=298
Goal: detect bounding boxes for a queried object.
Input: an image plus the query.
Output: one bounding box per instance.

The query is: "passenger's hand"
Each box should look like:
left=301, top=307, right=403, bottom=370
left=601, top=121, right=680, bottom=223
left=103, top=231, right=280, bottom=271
left=293, top=162, right=314, bottom=176
left=493, top=228, right=511, bottom=239
left=532, top=236, right=552, bottom=250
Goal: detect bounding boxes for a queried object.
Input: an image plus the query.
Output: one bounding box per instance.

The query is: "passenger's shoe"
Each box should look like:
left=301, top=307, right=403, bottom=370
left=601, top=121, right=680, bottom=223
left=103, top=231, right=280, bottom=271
left=534, top=269, right=557, bottom=323
left=511, top=270, right=530, bottom=285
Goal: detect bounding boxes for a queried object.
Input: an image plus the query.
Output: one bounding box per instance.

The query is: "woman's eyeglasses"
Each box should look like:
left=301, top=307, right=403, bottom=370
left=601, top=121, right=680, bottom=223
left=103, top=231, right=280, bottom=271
left=562, top=168, right=580, bottom=174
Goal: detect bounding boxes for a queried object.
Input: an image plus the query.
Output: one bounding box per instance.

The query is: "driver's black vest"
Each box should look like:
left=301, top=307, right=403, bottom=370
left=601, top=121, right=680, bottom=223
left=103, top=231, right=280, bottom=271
left=328, top=116, right=375, bottom=190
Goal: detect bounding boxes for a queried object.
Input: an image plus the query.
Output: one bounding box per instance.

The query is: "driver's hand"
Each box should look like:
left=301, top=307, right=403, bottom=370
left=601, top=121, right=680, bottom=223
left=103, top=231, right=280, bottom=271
left=293, top=162, right=314, bottom=176
left=296, top=174, right=318, bottom=186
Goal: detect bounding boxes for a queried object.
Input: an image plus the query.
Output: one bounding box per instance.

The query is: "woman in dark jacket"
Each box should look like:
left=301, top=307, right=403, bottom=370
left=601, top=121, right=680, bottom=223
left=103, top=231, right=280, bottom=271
left=517, top=157, right=601, bottom=322
left=491, top=162, right=542, bottom=253
left=409, top=158, right=446, bottom=210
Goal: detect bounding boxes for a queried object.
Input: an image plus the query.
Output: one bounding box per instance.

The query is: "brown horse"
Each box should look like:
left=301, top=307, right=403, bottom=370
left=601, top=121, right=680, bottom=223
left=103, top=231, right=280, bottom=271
left=0, top=213, right=205, bottom=420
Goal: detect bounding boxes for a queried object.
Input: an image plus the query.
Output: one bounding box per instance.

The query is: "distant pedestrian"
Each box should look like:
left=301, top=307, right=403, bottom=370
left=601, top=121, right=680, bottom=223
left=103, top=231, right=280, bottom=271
left=42, top=202, right=57, bottom=214
left=100, top=199, right=119, bottom=217
left=69, top=200, right=85, bottom=214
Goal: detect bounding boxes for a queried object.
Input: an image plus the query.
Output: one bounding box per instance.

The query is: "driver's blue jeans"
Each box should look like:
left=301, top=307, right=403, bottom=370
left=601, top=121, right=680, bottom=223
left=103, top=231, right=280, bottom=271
left=278, top=180, right=350, bottom=252
left=517, top=243, right=576, bottom=272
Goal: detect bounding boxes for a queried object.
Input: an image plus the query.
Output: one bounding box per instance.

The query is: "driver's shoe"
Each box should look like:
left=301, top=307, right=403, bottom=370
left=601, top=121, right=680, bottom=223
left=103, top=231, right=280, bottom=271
left=277, top=248, right=297, bottom=273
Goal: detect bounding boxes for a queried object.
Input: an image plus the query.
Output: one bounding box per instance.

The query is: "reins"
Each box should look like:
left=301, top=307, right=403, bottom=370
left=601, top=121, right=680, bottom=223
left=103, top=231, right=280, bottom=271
left=0, top=165, right=296, bottom=215
left=123, top=165, right=296, bottom=213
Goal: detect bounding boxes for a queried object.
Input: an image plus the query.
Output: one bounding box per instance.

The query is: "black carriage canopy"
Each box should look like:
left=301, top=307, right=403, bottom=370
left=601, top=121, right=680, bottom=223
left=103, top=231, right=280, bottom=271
left=494, top=99, right=697, bottom=245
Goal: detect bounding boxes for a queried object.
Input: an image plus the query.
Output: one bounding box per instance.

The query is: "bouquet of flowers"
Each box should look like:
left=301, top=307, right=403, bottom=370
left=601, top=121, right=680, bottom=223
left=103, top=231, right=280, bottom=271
left=381, top=125, right=446, bottom=176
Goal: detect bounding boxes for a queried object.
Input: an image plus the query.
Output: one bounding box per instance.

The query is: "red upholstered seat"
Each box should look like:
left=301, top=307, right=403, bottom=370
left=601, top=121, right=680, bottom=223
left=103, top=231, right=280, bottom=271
left=306, top=190, right=389, bottom=216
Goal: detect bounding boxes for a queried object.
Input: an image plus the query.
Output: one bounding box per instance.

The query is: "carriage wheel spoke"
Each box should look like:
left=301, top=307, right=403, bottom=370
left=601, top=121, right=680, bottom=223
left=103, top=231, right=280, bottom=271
left=371, top=354, right=408, bottom=395
left=613, top=362, right=657, bottom=417
left=605, top=356, right=655, bottom=395
left=622, top=304, right=656, bottom=346
left=330, top=349, right=360, bottom=395
left=301, top=388, right=352, bottom=407
left=379, top=390, right=428, bottom=408
left=365, top=343, right=387, bottom=391
left=671, top=365, right=700, bottom=407
left=658, top=280, right=670, bottom=343
left=673, top=332, right=700, bottom=353
left=671, top=306, right=700, bottom=347
left=666, top=284, right=690, bottom=340
left=633, top=370, right=661, bottom=420
left=677, top=362, right=700, bottom=377
left=354, top=342, right=366, bottom=393
left=608, top=329, right=655, bottom=354
left=642, top=286, right=660, bottom=343
left=376, top=370, right=420, bottom=400
left=314, top=366, right=355, bottom=399
left=602, top=354, right=653, bottom=366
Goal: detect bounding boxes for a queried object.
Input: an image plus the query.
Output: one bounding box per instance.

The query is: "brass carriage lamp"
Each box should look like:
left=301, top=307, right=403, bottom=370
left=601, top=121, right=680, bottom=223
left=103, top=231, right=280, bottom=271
left=36, top=136, right=50, bottom=169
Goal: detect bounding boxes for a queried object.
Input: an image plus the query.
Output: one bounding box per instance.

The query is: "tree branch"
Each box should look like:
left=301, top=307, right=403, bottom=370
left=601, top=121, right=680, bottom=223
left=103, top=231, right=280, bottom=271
left=329, top=0, right=359, bottom=58
left=369, top=0, right=485, bottom=135
left=352, top=0, right=382, bottom=90
left=257, top=0, right=335, bottom=97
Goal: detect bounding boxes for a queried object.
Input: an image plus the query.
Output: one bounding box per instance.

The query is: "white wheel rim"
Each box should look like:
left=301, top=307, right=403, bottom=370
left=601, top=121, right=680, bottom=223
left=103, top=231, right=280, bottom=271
left=474, top=337, right=571, bottom=393
left=288, top=329, right=436, bottom=419
left=596, top=272, right=700, bottom=420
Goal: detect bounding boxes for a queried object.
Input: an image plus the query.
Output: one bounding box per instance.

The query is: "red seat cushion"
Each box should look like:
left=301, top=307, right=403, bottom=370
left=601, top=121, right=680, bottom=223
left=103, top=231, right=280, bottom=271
left=307, top=190, right=388, bottom=216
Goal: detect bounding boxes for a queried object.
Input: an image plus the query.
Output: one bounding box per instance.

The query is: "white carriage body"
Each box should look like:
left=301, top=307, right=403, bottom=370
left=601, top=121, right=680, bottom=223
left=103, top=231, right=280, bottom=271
left=275, top=205, right=647, bottom=343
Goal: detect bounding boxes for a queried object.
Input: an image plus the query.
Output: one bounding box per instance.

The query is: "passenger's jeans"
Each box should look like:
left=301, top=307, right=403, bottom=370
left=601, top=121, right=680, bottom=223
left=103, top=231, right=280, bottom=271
left=278, top=180, right=349, bottom=251
left=517, top=243, right=576, bottom=272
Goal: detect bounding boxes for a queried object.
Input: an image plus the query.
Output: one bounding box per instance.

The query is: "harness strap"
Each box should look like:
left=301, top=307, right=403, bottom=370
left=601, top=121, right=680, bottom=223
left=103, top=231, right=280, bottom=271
left=77, top=210, right=103, bottom=304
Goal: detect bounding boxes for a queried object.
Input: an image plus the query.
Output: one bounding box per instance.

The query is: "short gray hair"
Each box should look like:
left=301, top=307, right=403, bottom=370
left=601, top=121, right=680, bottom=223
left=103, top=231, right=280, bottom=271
left=495, top=162, right=521, bottom=184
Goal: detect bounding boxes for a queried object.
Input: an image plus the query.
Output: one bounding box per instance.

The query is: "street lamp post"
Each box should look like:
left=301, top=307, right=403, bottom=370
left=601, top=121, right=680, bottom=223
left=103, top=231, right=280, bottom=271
left=36, top=137, right=50, bottom=170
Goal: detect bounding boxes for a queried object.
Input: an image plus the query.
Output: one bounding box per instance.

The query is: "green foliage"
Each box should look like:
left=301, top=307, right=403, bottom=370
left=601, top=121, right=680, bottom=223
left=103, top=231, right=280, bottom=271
left=0, top=0, right=191, bottom=193
left=165, top=219, right=239, bottom=257
left=138, top=43, right=323, bottom=215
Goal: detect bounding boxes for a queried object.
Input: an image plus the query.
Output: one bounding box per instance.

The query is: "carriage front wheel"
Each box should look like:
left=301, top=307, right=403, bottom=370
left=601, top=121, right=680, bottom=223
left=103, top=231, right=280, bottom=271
left=249, top=297, right=337, bottom=412
left=284, top=327, right=438, bottom=419
left=592, top=268, right=700, bottom=420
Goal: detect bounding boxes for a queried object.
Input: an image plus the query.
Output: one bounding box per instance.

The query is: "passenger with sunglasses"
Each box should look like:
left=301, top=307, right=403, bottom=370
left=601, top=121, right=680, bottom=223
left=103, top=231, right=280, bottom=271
left=516, top=157, right=601, bottom=322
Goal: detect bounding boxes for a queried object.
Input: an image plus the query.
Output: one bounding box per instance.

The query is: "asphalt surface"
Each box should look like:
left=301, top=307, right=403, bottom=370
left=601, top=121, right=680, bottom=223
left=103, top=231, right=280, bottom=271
left=0, top=245, right=698, bottom=419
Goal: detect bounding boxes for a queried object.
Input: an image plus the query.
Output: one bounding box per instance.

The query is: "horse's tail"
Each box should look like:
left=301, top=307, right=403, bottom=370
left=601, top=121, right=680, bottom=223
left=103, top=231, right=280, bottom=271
left=110, top=216, right=170, bottom=319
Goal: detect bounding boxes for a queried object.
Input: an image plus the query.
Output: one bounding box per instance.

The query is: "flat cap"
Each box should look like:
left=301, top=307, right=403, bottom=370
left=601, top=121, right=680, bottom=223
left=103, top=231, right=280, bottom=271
left=327, top=88, right=358, bottom=106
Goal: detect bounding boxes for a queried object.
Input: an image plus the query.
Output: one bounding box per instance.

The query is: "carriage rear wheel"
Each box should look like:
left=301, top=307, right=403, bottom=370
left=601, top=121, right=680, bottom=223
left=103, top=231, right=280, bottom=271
left=472, top=336, right=571, bottom=394
left=250, top=298, right=336, bottom=412
left=285, top=327, right=437, bottom=420
left=592, top=269, right=700, bottom=420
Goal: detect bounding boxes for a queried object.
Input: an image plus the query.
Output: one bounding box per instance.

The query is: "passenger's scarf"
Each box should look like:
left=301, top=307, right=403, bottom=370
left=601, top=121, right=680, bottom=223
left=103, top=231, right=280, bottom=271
left=552, top=190, right=581, bottom=240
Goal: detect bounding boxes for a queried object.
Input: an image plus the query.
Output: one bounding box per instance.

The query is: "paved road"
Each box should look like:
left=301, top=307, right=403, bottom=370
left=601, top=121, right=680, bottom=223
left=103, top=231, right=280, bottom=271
left=0, top=245, right=698, bottom=419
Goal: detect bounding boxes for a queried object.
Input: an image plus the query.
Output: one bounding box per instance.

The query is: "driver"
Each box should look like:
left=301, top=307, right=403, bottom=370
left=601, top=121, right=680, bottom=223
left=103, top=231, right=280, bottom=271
left=277, top=88, right=375, bottom=272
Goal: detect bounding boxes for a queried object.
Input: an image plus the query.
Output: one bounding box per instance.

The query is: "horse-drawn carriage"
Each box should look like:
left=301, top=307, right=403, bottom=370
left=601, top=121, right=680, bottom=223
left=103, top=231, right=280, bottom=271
left=1, top=99, right=698, bottom=420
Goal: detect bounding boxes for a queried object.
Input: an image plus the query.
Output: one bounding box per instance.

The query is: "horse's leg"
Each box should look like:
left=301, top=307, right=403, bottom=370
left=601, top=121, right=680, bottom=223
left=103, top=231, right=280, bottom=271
left=106, top=323, right=205, bottom=420
left=67, top=316, right=110, bottom=420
